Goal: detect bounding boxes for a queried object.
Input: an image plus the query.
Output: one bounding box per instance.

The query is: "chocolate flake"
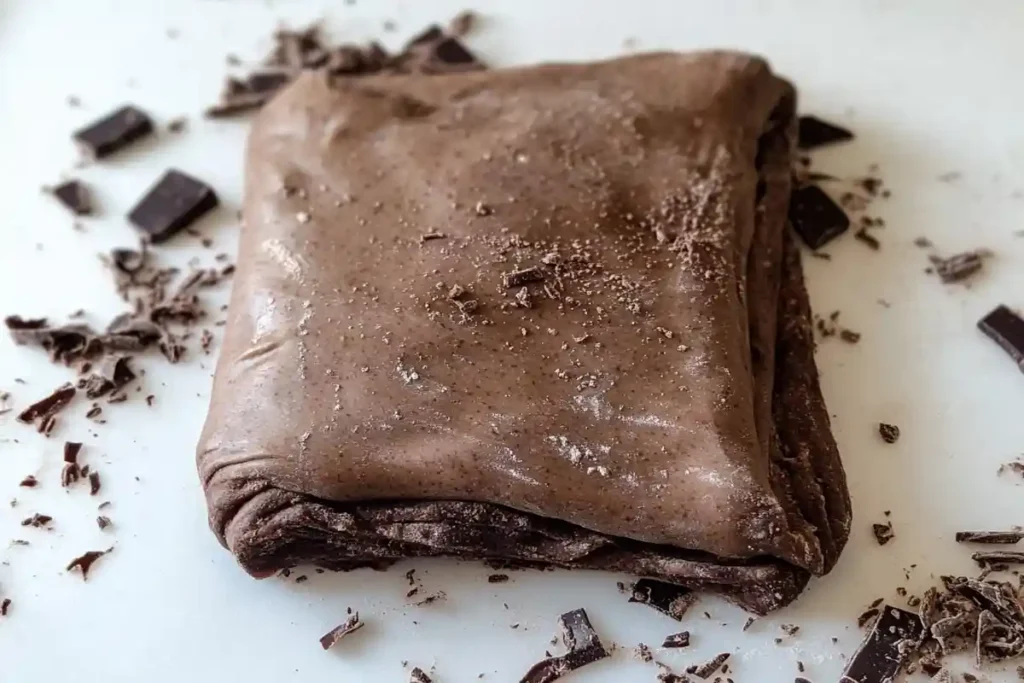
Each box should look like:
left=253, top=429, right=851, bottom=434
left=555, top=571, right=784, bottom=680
left=410, top=668, right=432, bottom=683
left=628, top=579, right=697, bottom=621
left=662, top=631, right=690, bottom=648
left=88, top=471, right=101, bottom=495
left=97, top=516, right=112, bottom=530
left=931, top=250, right=988, bottom=284
left=687, top=653, right=729, bottom=679
left=128, top=170, right=219, bottom=243
left=839, top=329, right=861, bottom=344
left=83, top=355, right=136, bottom=399
left=66, top=548, right=112, bottom=580
left=978, top=305, right=1024, bottom=373
left=49, top=180, right=93, bottom=216
left=64, top=441, right=82, bottom=464
left=873, top=521, right=895, bottom=546
left=487, top=574, right=510, bottom=583
left=878, top=423, right=900, bottom=444
left=841, top=606, right=924, bottom=683
left=19, top=475, right=38, bottom=488
left=73, top=105, right=154, bottom=159
left=789, top=185, right=850, bottom=250
left=21, top=513, right=53, bottom=528
left=519, top=608, right=609, bottom=683
left=17, top=383, right=76, bottom=425
left=319, top=612, right=364, bottom=649
left=797, top=116, right=854, bottom=150
left=61, top=462, right=81, bottom=487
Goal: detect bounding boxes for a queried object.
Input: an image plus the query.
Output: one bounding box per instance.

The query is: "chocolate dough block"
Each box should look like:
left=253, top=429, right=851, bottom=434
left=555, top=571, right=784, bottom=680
left=197, top=51, right=851, bottom=614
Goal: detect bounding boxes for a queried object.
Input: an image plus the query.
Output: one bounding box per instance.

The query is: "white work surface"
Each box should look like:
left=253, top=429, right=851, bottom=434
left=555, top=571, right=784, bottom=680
left=1, top=1, right=1023, bottom=681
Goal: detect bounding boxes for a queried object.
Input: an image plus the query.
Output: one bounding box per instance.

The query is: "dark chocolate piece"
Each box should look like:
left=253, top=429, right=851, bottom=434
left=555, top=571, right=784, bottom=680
left=66, top=548, right=112, bottom=580
left=662, top=631, right=690, bottom=648
left=16, top=384, right=76, bottom=424
left=931, top=250, right=987, bottom=284
left=49, top=180, right=93, bottom=216
left=487, top=574, right=510, bottom=583
left=878, top=423, right=900, bottom=444
left=789, top=185, right=850, bottom=250
left=319, top=612, right=363, bottom=649
left=628, top=579, right=697, bottom=621
left=432, top=36, right=478, bottom=65
left=128, top=170, right=219, bottom=243
left=88, top=471, right=101, bottom=495
left=840, top=605, right=924, bottom=683
left=97, top=516, right=112, bottom=530
left=519, top=608, right=609, bottom=683
left=83, top=355, right=136, bottom=399
left=21, top=513, right=53, bottom=528
left=73, top=105, right=154, bottom=159
left=687, top=653, right=730, bottom=679
left=0, top=598, right=9, bottom=616
left=64, top=441, right=82, bottom=464
left=978, top=305, right=1024, bottom=373
left=955, top=531, right=1024, bottom=545
left=797, top=116, right=854, bottom=150
left=19, top=475, right=38, bottom=488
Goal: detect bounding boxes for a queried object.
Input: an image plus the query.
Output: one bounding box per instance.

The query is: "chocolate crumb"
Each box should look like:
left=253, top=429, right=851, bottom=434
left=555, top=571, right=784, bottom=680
left=503, top=266, right=545, bottom=288
left=167, top=117, right=187, bottom=133
left=88, top=471, right=101, bottom=495
left=319, top=612, right=364, bottom=649
left=628, top=579, right=697, bottom=621
left=956, top=531, right=1024, bottom=544
left=878, top=423, right=900, bottom=444
left=21, top=513, right=53, bottom=528
left=410, top=668, right=432, bottom=683
left=17, top=383, right=76, bottom=426
left=854, top=228, right=881, bottom=250
left=781, top=624, right=800, bottom=636
left=487, top=574, right=510, bottom=583
left=662, top=631, right=690, bottom=648
left=742, top=617, right=756, bottom=631
left=66, top=548, right=112, bottom=580
left=97, top=516, right=112, bottom=530
left=797, top=116, right=854, bottom=150
left=839, top=329, right=861, bottom=344
left=19, top=475, right=38, bottom=488
left=413, top=591, right=446, bottom=606
left=971, top=551, right=1024, bottom=566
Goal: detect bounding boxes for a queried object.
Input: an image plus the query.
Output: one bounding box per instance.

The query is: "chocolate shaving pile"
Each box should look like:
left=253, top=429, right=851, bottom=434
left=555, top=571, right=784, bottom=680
left=519, top=609, right=608, bottom=683
left=206, top=18, right=484, bottom=118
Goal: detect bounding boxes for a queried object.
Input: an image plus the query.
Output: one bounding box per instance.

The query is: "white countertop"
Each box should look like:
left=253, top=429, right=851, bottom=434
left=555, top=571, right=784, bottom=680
left=1, top=1, right=1023, bottom=681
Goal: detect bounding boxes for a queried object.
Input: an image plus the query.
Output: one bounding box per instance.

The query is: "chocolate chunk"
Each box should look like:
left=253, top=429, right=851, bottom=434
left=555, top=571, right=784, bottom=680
left=519, top=608, right=609, bottom=683
left=789, top=185, right=850, bottom=250
left=49, top=180, right=93, bottom=216
left=841, top=605, right=924, bottom=683
left=0, top=598, right=9, bottom=616
left=797, top=116, right=854, bottom=150
left=128, top=170, right=218, bottom=243
left=73, top=105, right=154, bottom=159
left=872, top=522, right=895, bottom=546
left=61, top=462, right=81, bottom=487
left=21, top=513, right=53, bottom=528
left=410, top=668, right=432, bottom=683
left=687, top=653, right=729, bottom=679
left=839, top=329, right=861, bottom=344
left=487, top=574, right=510, bottom=583
left=66, top=548, right=112, bottom=580
left=878, top=423, right=900, bottom=444
left=64, top=441, right=82, bottom=463
left=318, top=612, right=364, bottom=649
left=628, top=579, right=697, bottom=621
left=432, top=37, right=479, bottom=66
left=956, top=531, right=1024, bottom=545
left=19, top=475, right=38, bottom=488
left=662, top=631, right=690, bottom=648
left=931, top=250, right=988, bottom=284
left=97, top=516, right=112, bottom=530
left=205, top=91, right=276, bottom=118
left=88, top=471, right=101, bottom=495
left=978, top=305, right=1024, bottom=373
left=17, top=384, right=76, bottom=424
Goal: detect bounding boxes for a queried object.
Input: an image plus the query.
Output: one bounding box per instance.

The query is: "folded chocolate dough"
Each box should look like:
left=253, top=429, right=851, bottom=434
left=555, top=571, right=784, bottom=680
left=197, top=51, right=851, bottom=614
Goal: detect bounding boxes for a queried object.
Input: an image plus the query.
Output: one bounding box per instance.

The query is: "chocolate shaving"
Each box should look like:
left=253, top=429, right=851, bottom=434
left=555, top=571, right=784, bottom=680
left=518, top=608, right=609, bottom=683
left=628, top=579, right=697, bottom=621
left=687, top=653, right=729, bottom=679
left=319, top=612, right=364, bottom=649
left=662, top=631, right=690, bottom=648
left=956, top=531, right=1024, bottom=545
left=931, top=250, right=988, bottom=284
left=17, top=383, right=76, bottom=425
left=61, top=462, right=81, bottom=487
left=21, top=513, right=53, bottom=528
left=66, top=548, right=112, bottom=580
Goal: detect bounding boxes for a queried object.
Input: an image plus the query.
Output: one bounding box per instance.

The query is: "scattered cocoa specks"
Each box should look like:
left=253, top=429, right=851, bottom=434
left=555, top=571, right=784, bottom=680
left=878, top=422, right=900, bottom=444
left=998, top=460, right=1024, bottom=479
left=662, top=631, right=690, bottom=648
left=21, top=513, right=53, bottom=528
left=66, top=548, right=112, bottom=580
left=872, top=521, right=895, bottom=546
